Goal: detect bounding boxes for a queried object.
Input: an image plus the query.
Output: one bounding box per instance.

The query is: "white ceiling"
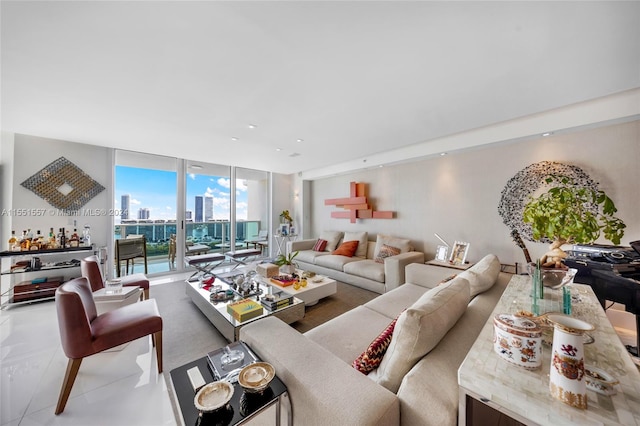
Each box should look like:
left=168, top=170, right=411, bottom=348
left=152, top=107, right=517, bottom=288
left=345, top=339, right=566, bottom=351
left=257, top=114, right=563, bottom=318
left=2, top=1, right=639, bottom=176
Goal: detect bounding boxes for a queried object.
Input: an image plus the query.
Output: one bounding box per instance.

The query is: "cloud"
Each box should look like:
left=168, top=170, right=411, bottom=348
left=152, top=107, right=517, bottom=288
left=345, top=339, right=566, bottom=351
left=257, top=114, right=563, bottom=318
left=189, top=173, right=196, bottom=180
left=236, top=179, right=248, bottom=192
left=166, top=206, right=172, bottom=210
left=218, top=178, right=231, bottom=189
left=130, top=198, right=141, bottom=205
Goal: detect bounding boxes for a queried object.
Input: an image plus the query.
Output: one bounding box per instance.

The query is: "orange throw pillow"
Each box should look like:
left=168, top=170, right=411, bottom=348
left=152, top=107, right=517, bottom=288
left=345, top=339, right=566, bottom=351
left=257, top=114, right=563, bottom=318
left=332, top=240, right=359, bottom=257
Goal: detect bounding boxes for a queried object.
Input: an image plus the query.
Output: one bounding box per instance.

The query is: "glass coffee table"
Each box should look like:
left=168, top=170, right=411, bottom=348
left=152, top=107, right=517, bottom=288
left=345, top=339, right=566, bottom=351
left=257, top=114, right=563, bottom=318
left=185, top=277, right=305, bottom=342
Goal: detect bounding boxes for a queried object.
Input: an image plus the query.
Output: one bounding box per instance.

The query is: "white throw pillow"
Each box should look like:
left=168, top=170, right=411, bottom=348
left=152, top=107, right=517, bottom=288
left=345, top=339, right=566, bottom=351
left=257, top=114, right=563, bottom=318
left=374, top=234, right=411, bottom=259
left=368, top=276, right=470, bottom=393
left=343, top=231, right=368, bottom=258
left=318, top=231, right=344, bottom=252
left=463, top=254, right=501, bottom=298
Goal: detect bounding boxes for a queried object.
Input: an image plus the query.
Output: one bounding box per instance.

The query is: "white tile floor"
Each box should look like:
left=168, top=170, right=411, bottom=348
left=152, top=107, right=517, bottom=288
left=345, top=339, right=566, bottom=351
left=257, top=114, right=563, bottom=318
left=0, top=277, right=183, bottom=426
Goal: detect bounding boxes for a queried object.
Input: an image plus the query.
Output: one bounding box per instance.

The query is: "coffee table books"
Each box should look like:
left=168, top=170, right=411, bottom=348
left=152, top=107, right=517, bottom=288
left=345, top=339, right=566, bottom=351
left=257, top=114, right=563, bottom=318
left=206, top=341, right=259, bottom=381
left=226, top=298, right=264, bottom=322
left=260, top=290, right=294, bottom=311
left=270, top=275, right=297, bottom=287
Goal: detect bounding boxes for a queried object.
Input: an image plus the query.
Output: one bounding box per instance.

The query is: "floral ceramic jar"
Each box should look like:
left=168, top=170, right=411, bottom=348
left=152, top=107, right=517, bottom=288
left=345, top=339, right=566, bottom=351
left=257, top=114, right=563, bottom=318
left=493, top=313, right=542, bottom=369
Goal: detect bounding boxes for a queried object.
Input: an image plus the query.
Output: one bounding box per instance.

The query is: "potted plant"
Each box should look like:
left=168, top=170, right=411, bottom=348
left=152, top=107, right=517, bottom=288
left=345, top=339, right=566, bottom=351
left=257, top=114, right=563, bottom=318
left=522, top=174, right=626, bottom=269
left=274, top=250, right=299, bottom=274
left=279, top=210, right=293, bottom=225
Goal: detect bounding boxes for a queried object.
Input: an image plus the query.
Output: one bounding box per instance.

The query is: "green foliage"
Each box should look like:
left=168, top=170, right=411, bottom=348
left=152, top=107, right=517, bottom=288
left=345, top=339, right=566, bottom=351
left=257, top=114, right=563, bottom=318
left=522, top=175, right=625, bottom=245
left=273, top=250, right=299, bottom=266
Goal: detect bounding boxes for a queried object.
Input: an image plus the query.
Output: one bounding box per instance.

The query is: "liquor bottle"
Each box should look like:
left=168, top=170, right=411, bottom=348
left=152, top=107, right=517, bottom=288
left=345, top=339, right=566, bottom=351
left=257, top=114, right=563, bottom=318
left=69, top=229, right=80, bottom=248
left=20, top=230, right=30, bottom=251
left=30, top=230, right=42, bottom=250
left=82, top=225, right=92, bottom=247
left=7, top=230, right=18, bottom=251
left=59, top=228, right=66, bottom=249
left=49, top=227, right=57, bottom=249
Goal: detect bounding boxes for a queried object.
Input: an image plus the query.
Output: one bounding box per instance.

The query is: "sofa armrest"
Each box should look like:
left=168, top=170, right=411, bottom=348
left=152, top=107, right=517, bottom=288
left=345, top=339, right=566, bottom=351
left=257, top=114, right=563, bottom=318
left=288, top=238, right=316, bottom=253
left=240, top=317, right=400, bottom=426
left=404, top=263, right=463, bottom=289
left=383, top=251, right=425, bottom=291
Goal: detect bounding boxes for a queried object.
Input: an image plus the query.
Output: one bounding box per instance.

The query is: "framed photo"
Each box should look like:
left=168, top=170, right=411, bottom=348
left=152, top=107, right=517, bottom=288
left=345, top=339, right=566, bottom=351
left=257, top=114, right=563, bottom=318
left=289, top=226, right=296, bottom=235
left=435, top=245, right=449, bottom=262
left=449, top=241, right=470, bottom=265
left=278, top=223, right=289, bottom=236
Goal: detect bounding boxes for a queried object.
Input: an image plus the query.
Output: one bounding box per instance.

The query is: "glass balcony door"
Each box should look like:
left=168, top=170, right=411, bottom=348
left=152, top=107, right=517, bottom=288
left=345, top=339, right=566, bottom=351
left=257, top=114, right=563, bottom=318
left=114, top=151, right=178, bottom=276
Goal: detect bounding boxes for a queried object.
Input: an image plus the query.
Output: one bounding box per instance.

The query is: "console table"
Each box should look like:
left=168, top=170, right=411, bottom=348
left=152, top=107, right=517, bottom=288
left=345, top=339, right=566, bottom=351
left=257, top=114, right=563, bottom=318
left=458, top=274, right=640, bottom=425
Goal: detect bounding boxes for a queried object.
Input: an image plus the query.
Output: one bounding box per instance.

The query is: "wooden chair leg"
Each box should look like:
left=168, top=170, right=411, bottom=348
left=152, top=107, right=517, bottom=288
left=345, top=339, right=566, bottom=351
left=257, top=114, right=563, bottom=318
left=55, top=358, right=83, bottom=415
left=143, top=288, right=149, bottom=300
left=154, top=331, right=163, bottom=373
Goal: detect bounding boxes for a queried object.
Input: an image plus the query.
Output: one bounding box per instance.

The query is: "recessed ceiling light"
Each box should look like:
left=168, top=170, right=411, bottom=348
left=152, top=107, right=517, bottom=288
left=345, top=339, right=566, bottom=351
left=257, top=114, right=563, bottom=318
left=440, top=152, right=447, bottom=156
left=542, top=132, right=553, bottom=137
left=276, top=148, right=282, bottom=152
left=191, top=164, right=203, bottom=169
left=248, top=124, right=257, bottom=129
left=296, top=139, right=304, bottom=143
left=231, top=137, right=239, bottom=141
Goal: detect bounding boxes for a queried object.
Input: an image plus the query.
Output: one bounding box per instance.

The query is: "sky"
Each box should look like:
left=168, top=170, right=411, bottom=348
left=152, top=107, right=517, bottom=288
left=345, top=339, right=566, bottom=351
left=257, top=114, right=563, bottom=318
left=114, top=166, right=248, bottom=222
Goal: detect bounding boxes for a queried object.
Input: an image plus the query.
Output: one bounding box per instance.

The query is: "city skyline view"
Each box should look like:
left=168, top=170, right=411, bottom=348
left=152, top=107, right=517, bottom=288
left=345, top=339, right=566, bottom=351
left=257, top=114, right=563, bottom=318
left=114, top=166, right=249, bottom=222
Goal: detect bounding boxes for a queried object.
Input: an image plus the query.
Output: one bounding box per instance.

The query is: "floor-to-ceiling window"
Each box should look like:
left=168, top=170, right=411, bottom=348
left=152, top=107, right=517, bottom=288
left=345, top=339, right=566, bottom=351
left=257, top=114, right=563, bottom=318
left=185, top=162, right=232, bottom=253
left=236, top=167, right=269, bottom=254
left=114, top=153, right=271, bottom=276
left=114, top=151, right=178, bottom=276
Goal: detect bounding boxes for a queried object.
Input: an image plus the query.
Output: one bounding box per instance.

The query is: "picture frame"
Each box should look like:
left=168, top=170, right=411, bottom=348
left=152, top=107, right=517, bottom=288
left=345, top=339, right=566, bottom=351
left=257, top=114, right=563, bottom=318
left=278, top=223, right=289, bottom=236
left=289, top=226, right=296, bottom=235
left=449, top=241, right=470, bottom=265
left=435, top=245, right=449, bottom=262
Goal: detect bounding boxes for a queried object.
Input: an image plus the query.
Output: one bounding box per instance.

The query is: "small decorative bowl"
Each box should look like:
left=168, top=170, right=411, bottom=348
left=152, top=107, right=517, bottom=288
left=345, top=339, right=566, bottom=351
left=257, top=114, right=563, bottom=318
left=194, top=381, right=234, bottom=413
left=585, top=365, right=619, bottom=395
left=238, top=362, right=275, bottom=393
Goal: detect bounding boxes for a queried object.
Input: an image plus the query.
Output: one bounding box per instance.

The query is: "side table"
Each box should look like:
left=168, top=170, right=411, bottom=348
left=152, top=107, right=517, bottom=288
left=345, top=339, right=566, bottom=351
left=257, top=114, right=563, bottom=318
left=169, top=352, right=291, bottom=426
left=425, top=259, right=473, bottom=270
left=274, top=234, right=298, bottom=256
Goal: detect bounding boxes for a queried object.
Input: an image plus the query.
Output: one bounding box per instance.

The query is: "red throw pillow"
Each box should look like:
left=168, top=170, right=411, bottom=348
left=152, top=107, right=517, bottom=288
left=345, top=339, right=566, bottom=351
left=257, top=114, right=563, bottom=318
left=332, top=240, right=359, bottom=257
left=374, top=244, right=401, bottom=263
left=313, top=238, right=328, bottom=252
left=352, top=316, right=399, bottom=374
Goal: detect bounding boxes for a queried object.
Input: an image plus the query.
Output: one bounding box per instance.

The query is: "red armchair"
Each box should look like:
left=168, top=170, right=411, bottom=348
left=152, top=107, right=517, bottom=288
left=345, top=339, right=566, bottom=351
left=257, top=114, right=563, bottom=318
left=54, top=277, right=162, bottom=414
left=81, top=255, right=150, bottom=300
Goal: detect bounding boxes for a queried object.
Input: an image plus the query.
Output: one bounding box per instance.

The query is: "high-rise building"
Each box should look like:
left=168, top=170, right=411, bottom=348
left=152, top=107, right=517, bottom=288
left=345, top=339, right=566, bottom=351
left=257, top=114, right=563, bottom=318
left=195, top=196, right=203, bottom=222
left=138, top=208, right=150, bottom=220
left=204, top=196, right=213, bottom=221
left=185, top=210, right=193, bottom=221
left=121, top=194, right=130, bottom=219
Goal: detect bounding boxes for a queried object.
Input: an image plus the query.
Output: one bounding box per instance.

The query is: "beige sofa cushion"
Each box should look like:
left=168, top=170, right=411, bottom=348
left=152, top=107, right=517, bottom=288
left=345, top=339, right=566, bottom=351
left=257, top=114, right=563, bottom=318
left=368, top=277, right=470, bottom=393
left=296, top=249, right=330, bottom=264
left=458, top=254, right=501, bottom=299
left=305, top=306, right=395, bottom=364
left=344, top=231, right=368, bottom=258
left=319, top=230, right=344, bottom=252
left=364, top=283, right=429, bottom=319
left=344, top=259, right=385, bottom=283
left=374, top=234, right=411, bottom=260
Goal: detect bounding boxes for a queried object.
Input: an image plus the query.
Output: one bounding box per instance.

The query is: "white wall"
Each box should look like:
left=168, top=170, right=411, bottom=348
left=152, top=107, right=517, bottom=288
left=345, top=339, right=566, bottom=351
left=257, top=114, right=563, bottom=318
left=8, top=134, right=112, bottom=250
left=307, top=120, right=640, bottom=268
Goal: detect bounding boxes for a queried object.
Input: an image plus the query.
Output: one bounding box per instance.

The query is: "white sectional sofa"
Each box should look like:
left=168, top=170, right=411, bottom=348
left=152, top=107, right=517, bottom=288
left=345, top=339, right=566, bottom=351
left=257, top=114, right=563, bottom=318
left=288, top=231, right=425, bottom=294
left=240, top=254, right=511, bottom=426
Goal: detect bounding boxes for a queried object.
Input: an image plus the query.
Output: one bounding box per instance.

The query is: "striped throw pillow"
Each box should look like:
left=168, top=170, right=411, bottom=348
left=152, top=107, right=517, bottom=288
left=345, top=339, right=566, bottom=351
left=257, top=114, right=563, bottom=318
left=313, top=238, right=328, bottom=252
